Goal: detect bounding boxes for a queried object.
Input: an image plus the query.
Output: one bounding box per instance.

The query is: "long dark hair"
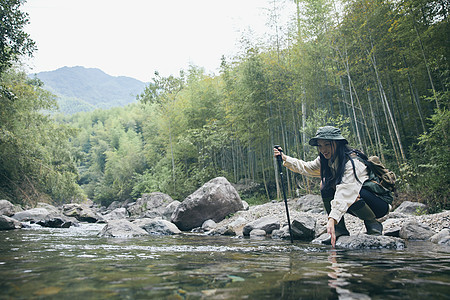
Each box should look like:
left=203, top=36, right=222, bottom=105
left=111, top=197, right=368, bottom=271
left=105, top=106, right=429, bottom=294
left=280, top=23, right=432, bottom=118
left=320, top=140, right=365, bottom=191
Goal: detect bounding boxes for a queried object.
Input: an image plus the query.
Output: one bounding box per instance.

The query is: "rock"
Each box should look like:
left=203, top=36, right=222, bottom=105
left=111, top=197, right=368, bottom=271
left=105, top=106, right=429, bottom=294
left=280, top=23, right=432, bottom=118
left=202, top=219, right=217, bottom=231
left=62, top=203, right=103, bottom=223
left=171, top=177, right=244, bottom=231
left=250, top=229, right=267, bottom=237
left=242, top=200, right=249, bottom=211
left=103, top=207, right=129, bottom=220
left=0, top=200, right=15, bottom=217
left=127, top=192, right=175, bottom=219
left=12, top=207, right=52, bottom=223
left=295, top=195, right=324, bottom=213
left=430, top=229, right=450, bottom=246
left=0, top=215, right=22, bottom=230
left=399, top=220, right=435, bottom=240
left=209, top=217, right=247, bottom=236
left=37, top=216, right=76, bottom=228
left=36, top=202, right=60, bottom=215
left=162, top=201, right=181, bottom=220
left=272, top=226, right=291, bottom=239
left=98, top=219, right=148, bottom=238
left=335, top=234, right=405, bottom=249
left=131, top=218, right=155, bottom=228
left=382, top=219, right=404, bottom=237
left=107, top=201, right=122, bottom=211
left=142, top=219, right=181, bottom=235
left=290, top=216, right=316, bottom=241
left=394, top=201, right=427, bottom=215
left=242, top=216, right=280, bottom=236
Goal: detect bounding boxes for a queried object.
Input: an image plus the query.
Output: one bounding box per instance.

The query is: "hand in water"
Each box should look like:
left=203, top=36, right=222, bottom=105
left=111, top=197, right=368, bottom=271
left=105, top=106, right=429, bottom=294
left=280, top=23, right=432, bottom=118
left=327, top=218, right=337, bottom=247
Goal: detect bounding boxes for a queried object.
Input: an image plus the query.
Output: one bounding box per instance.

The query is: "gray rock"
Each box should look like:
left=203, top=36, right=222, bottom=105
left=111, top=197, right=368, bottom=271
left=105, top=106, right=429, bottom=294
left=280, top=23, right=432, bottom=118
left=62, top=203, right=103, bottom=223
left=0, top=200, right=15, bottom=217
left=36, top=203, right=60, bottom=215
left=37, top=216, right=77, bottom=228
left=382, top=218, right=404, bottom=237
left=128, top=192, right=175, bottom=219
left=107, top=201, right=122, bottom=211
left=291, top=216, right=316, bottom=241
left=242, top=216, right=280, bottom=236
left=272, top=226, right=291, bottom=239
left=394, top=201, right=427, bottom=215
left=171, top=177, right=244, bottom=231
left=131, top=218, right=155, bottom=228
left=336, top=234, right=405, bottom=249
left=142, top=219, right=181, bottom=235
left=399, top=220, right=435, bottom=240
left=103, top=207, right=129, bottom=220
left=430, top=229, right=450, bottom=245
left=202, top=219, right=217, bottom=231
left=12, top=207, right=52, bottom=222
left=162, top=200, right=181, bottom=220
left=208, top=225, right=237, bottom=236
left=250, top=229, right=267, bottom=237
left=0, top=215, right=22, bottom=230
left=99, top=219, right=148, bottom=238
left=295, top=195, right=324, bottom=213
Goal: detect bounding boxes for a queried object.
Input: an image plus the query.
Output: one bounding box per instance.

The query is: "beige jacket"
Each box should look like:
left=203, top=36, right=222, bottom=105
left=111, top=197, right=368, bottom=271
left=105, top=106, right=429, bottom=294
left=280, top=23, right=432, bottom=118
left=283, top=155, right=369, bottom=223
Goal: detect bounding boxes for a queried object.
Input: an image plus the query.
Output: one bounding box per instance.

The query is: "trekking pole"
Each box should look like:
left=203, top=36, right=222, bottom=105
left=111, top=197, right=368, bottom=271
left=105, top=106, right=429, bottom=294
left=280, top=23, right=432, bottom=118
left=274, top=145, right=293, bottom=244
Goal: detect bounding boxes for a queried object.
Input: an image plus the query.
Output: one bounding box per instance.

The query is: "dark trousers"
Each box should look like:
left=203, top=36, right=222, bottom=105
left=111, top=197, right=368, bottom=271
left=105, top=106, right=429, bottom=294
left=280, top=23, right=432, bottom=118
left=321, top=186, right=389, bottom=218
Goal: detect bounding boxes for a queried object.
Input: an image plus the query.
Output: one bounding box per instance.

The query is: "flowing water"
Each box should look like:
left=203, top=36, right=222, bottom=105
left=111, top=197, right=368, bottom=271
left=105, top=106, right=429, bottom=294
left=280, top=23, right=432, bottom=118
left=0, top=223, right=449, bottom=299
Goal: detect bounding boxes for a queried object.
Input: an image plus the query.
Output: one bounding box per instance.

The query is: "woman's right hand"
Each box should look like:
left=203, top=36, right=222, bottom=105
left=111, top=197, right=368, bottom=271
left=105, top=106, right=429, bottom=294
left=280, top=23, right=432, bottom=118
left=273, top=147, right=286, bottom=161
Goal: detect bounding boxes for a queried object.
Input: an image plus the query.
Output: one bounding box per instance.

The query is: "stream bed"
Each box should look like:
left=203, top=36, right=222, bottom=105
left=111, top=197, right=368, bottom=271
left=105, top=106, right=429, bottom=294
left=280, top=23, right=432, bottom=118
left=0, top=223, right=449, bottom=299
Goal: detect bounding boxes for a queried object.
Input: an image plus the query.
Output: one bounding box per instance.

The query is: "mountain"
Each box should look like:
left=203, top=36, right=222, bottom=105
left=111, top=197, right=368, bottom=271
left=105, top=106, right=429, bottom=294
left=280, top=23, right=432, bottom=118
left=31, top=66, right=147, bottom=114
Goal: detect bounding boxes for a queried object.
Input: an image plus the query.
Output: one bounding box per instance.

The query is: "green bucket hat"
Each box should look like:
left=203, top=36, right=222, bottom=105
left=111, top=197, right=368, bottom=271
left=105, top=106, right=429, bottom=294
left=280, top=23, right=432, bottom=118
left=308, top=126, right=348, bottom=146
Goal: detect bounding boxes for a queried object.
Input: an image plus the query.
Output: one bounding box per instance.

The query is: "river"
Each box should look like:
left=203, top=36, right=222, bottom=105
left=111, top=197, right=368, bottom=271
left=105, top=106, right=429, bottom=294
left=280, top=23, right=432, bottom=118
left=0, top=223, right=449, bottom=299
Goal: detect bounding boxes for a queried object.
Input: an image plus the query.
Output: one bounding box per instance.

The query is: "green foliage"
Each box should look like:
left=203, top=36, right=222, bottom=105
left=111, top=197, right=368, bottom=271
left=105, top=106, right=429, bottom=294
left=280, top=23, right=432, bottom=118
left=408, top=92, right=449, bottom=212
left=0, top=70, right=83, bottom=205
left=0, top=0, right=36, bottom=74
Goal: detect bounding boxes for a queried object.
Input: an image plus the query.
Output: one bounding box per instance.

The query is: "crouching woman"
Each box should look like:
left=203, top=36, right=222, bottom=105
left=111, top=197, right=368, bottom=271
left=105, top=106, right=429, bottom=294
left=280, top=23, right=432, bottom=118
left=273, top=126, right=389, bottom=247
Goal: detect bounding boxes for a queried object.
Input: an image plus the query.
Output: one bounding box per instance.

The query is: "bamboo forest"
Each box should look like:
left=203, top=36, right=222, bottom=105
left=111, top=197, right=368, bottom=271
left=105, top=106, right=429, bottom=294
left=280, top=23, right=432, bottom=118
left=1, top=0, right=449, bottom=212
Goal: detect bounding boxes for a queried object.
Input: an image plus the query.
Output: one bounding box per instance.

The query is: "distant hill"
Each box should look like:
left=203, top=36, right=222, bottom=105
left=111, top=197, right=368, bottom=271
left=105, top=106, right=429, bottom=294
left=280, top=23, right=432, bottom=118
left=31, top=66, right=147, bottom=114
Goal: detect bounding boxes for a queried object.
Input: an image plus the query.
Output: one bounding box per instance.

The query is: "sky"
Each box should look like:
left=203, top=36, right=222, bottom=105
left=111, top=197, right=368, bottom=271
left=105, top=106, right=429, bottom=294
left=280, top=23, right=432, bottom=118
left=22, top=0, right=294, bottom=82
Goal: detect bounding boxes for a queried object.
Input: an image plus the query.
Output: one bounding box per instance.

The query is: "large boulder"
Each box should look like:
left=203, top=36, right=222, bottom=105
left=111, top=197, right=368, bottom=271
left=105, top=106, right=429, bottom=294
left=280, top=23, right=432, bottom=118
left=127, top=192, right=175, bottom=219
left=98, top=219, right=148, bottom=238
left=12, top=207, right=53, bottom=223
left=0, top=215, right=22, bottom=230
left=171, top=177, right=244, bottom=231
left=62, top=203, right=103, bottom=223
left=0, top=200, right=15, bottom=217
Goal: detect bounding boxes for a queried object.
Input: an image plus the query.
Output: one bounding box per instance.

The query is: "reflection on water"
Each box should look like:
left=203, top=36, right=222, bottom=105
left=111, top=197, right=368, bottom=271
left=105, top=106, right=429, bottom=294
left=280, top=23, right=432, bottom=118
left=0, top=223, right=449, bottom=299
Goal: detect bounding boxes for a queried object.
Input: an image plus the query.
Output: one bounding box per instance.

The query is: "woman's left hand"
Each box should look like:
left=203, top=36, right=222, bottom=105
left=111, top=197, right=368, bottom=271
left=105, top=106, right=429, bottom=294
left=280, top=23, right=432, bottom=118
left=327, top=218, right=337, bottom=247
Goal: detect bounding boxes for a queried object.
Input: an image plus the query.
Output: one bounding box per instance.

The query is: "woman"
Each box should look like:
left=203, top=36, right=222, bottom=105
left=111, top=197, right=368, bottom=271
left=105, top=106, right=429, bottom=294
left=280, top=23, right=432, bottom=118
left=273, top=126, right=389, bottom=247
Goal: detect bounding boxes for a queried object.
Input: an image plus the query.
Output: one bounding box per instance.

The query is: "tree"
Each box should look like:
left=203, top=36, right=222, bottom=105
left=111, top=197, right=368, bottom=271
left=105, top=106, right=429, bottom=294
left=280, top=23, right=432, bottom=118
left=0, top=70, right=83, bottom=204
left=0, top=0, right=36, bottom=75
